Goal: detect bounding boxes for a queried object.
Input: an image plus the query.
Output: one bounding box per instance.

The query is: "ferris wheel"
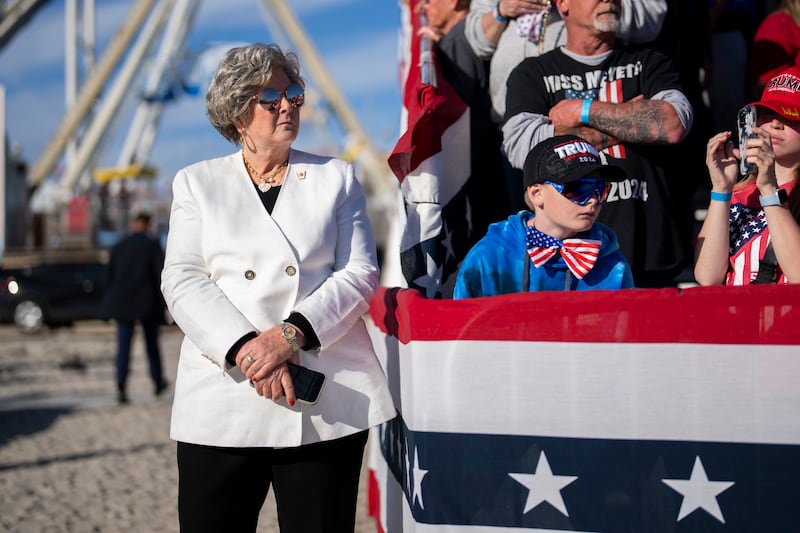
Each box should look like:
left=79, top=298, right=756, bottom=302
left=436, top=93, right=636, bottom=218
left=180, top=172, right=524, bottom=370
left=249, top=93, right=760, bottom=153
left=1, top=0, right=396, bottom=247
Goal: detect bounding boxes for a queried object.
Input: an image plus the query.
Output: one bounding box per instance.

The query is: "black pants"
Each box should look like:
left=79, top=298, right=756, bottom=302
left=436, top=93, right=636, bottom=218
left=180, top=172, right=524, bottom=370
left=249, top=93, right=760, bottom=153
left=177, top=430, right=368, bottom=533
left=115, top=318, right=163, bottom=391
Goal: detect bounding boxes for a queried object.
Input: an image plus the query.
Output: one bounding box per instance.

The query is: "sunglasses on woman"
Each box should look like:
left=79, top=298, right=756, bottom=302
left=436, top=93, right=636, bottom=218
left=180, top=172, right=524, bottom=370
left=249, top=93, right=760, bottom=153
left=544, top=178, right=611, bottom=205
left=254, top=84, right=305, bottom=111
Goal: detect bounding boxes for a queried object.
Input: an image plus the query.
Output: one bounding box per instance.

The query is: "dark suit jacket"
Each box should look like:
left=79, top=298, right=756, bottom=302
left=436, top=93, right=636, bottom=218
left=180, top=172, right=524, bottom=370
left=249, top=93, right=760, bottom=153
left=101, top=232, right=165, bottom=321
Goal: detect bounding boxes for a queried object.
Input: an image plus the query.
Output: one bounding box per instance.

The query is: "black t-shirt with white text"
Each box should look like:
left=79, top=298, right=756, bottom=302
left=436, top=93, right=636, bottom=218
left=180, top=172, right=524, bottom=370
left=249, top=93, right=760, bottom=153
left=505, top=46, right=689, bottom=281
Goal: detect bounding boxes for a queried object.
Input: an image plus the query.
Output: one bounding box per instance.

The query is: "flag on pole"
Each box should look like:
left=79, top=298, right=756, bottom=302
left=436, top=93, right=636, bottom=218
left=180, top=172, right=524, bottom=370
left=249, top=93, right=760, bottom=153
left=388, top=1, right=471, bottom=299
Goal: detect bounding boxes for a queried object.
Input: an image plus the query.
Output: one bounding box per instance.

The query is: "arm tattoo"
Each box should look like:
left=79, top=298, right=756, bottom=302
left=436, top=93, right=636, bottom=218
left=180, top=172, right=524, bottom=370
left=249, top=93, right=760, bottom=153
left=554, top=125, right=620, bottom=151
left=590, top=100, right=678, bottom=144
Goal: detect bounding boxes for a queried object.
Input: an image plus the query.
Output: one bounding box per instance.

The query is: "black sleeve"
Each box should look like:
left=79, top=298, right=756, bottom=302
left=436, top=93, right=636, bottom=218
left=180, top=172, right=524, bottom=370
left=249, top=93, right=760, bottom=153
left=436, top=21, right=488, bottom=107
left=504, top=56, right=550, bottom=122
left=225, top=331, right=258, bottom=366
left=285, top=312, right=320, bottom=350
left=637, top=46, right=683, bottom=97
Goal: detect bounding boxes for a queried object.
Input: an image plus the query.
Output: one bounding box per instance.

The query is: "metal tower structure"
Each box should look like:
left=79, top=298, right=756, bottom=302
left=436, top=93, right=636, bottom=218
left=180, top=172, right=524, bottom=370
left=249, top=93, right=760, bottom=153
left=0, top=0, right=50, bottom=49
left=12, top=0, right=395, bottom=246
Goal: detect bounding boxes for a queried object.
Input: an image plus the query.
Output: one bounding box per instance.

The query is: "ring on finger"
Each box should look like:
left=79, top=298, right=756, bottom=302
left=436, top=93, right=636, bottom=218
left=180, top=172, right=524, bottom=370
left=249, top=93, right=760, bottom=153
left=246, top=355, right=255, bottom=364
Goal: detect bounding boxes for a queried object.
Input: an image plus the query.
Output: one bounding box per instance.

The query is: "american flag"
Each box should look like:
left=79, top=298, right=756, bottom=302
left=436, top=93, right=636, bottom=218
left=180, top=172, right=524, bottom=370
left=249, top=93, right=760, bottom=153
left=387, top=1, right=472, bottom=299
left=597, top=79, right=627, bottom=159
left=368, top=284, right=800, bottom=532
left=728, top=201, right=775, bottom=285
left=729, top=202, right=767, bottom=254
left=564, top=79, right=626, bottom=159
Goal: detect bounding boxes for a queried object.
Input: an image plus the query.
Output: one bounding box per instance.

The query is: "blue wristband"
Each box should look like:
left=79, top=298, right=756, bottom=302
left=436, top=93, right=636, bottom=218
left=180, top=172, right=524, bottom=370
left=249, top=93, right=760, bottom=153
left=493, top=2, right=508, bottom=23
left=580, top=99, right=591, bottom=125
left=710, top=191, right=732, bottom=202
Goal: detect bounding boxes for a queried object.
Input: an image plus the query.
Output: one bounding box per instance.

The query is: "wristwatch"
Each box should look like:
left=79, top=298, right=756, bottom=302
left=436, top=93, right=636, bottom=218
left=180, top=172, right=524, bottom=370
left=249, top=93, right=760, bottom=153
left=759, top=189, right=788, bottom=207
left=281, top=322, right=300, bottom=354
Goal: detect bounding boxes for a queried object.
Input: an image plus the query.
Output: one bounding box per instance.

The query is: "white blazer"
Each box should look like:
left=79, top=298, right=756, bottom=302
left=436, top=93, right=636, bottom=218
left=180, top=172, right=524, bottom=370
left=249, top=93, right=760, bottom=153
left=161, top=148, right=396, bottom=447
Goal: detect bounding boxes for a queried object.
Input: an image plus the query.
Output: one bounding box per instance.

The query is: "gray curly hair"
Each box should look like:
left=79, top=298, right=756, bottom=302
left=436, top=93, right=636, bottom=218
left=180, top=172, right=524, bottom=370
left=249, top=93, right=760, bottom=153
left=206, top=43, right=304, bottom=145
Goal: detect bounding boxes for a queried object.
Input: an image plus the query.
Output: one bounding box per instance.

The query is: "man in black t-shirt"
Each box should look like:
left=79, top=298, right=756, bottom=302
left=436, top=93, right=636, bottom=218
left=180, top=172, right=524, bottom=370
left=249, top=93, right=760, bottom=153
left=502, top=0, right=694, bottom=287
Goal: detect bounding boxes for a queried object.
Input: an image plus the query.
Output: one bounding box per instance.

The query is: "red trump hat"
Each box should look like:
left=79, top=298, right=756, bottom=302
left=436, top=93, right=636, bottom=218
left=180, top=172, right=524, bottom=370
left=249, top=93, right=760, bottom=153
left=750, top=66, right=800, bottom=122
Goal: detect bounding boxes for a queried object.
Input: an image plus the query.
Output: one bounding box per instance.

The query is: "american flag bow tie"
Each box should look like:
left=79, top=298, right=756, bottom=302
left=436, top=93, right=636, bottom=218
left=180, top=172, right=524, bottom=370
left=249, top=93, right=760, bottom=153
left=527, top=238, right=602, bottom=279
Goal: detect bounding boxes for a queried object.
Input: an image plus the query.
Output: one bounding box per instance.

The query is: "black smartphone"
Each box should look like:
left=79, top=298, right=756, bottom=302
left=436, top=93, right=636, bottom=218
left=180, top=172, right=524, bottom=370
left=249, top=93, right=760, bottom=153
left=738, top=104, right=758, bottom=176
left=287, top=362, right=325, bottom=405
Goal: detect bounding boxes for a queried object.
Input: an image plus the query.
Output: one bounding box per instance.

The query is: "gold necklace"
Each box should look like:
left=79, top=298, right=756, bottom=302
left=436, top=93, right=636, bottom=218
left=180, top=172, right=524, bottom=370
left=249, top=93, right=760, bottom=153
left=243, top=153, right=288, bottom=192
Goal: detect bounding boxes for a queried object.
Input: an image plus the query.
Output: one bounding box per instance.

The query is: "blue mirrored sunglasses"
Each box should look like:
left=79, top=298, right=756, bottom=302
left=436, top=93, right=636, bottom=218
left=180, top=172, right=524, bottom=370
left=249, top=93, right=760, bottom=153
left=544, top=178, right=610, bottom=205
left=254, top=84, right=305, bottom=111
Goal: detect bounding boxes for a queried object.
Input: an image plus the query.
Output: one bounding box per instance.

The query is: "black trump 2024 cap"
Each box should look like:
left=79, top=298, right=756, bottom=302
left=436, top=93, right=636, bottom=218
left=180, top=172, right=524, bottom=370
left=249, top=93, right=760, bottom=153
left=523, top=135, right=626, bottom=189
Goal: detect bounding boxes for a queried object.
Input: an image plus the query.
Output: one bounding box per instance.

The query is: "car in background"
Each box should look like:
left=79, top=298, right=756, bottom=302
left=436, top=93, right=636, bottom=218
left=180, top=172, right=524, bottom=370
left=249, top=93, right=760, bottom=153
left=0, top=251, right=108, bottom=333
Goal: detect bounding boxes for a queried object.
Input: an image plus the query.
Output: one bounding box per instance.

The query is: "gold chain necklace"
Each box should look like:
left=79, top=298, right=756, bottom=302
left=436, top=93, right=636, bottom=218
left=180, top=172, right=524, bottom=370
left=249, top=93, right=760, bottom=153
left=243, top=153, right=288, bottom=193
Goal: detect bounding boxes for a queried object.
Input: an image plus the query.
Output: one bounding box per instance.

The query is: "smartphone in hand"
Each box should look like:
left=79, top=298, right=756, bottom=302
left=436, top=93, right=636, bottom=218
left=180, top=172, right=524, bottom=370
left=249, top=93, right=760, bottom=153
left=286, top=362, right=325, bottom=405
left=738, top=104, right=758, bottom=176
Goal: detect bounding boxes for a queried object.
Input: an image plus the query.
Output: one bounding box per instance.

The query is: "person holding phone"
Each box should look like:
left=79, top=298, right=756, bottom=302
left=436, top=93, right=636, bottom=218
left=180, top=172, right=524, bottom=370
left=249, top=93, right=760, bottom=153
left=160, top=43, right=395, bottom=532
left=454, top=134, right=633, bottom=297
left=695, top=67, right=800, bottom=285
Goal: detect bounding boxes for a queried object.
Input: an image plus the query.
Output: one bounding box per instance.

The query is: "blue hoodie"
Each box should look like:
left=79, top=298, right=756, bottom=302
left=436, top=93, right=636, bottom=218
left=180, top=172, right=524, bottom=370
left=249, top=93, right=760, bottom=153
left=454, top=211, right=634, bottom=298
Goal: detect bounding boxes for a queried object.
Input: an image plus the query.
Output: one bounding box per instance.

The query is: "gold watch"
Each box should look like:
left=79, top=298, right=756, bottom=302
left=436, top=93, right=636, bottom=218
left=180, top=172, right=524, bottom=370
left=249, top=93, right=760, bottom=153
left=281, top=323, right=300, bottom=354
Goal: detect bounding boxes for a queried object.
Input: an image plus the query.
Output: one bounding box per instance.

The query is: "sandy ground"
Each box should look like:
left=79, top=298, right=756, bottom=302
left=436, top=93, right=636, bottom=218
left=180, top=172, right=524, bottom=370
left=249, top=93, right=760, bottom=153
left=0, top=321, right=376, bottom=532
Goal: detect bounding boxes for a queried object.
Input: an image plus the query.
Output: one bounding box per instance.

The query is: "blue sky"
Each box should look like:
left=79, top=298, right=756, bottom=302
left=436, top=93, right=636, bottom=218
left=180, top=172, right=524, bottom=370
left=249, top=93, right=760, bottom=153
left=0, top=0, right=403, bottom=192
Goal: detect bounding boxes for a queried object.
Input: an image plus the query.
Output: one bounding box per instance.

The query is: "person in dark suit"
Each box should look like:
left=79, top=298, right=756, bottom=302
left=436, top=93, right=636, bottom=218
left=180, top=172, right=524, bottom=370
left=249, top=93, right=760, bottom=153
left=102, top=212, right=167, bottom=404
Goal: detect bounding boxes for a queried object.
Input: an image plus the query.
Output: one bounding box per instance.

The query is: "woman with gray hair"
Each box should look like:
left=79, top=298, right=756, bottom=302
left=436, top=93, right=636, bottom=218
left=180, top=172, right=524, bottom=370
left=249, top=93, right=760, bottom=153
left=160, top=43, right=395, bottom=532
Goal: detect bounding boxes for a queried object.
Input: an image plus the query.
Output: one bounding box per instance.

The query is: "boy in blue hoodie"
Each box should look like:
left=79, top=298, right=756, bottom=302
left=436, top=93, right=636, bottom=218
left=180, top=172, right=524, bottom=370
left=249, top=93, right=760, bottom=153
left=454, top=135, right=634, bottom=297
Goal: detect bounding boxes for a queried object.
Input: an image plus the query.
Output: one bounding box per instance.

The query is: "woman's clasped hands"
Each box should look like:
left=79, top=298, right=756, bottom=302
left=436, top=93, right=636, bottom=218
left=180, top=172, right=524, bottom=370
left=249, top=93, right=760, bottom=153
left=236, top=325, right=302, bottom=406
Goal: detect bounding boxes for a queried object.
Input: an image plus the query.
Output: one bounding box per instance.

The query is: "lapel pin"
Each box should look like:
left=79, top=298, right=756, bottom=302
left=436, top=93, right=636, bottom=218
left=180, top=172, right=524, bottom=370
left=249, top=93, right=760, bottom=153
left=296, top=170, right=306, bottom=180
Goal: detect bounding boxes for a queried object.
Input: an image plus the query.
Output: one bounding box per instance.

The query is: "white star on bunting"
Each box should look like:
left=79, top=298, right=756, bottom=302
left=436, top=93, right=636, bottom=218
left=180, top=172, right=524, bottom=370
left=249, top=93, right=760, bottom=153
left=663, top=455, right=734, bottom=523
left=404, top=436, right=412, bottom=494
left=411, top=445, right=428, bottom=509
left=509, top=451, right=577, bottom=516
